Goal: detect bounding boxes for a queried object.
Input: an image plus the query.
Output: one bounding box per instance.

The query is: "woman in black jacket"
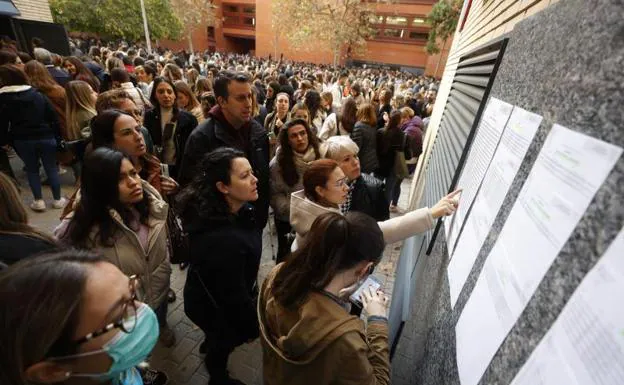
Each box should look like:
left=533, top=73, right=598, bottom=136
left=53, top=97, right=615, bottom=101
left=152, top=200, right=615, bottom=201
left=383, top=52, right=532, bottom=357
left=351, top=103, right=379, bottom=174
left=177, top=147, right=260, bottom=385
left=144, top=76, right=198, bottom=179
left=0, top=65, right=65, bottom=212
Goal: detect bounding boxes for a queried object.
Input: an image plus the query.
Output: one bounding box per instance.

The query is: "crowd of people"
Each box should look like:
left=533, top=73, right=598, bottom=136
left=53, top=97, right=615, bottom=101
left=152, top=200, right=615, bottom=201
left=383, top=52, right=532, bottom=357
left=0, top=37, right=457, bottom=385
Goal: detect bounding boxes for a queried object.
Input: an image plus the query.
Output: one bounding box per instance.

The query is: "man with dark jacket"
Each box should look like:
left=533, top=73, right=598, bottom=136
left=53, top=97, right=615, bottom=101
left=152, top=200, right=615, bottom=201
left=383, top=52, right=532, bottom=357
left=33, top=48, right=71, bottom=87
left=179, top=71, right=270, bottom=229
left=324, top=136, right=389, bottom=222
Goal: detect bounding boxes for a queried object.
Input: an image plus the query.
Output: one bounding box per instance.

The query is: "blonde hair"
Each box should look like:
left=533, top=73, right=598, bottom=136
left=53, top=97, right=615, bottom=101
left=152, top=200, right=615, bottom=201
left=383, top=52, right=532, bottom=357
left=356, top=103, right=377, bottom=126
left=65, top=80, right=97, bottom=140
left=400, top=106, right=415, bottom=119
left=324, top=135, right=360, bottom=160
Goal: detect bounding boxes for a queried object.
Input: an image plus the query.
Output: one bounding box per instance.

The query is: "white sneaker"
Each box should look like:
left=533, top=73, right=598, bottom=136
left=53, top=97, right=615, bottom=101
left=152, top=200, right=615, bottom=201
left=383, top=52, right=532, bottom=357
left=30, top=199, right=46, bottom=212
left=52, top=197, right=68, bottom=209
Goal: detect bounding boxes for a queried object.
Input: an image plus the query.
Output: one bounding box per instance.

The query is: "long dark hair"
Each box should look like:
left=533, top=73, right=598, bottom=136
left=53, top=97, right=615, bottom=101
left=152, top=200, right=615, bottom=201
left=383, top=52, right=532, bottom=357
left=272, top=212, right=385, bottom=308
left=277, top=119, right=321, bottom=187
left=176, top=147, right=245, bottom=228
left=304, top=90, right=321, bottom=121
left=379, top=110, right=402, bottom=154
left=0, top=250, right=106, bottom=385
left=64, top=148, right=150, bottom=248
left=90, top=109, right=133, bottom=148
left=149, top=76, right=179, bottom=117
left=64, top=56, right=100, bottom=92
left=339, top=97, right=357, bottom=133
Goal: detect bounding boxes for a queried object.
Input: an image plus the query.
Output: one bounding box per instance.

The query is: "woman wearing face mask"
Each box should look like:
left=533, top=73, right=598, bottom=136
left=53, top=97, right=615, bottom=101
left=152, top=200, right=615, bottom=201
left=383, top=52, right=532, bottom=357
left=258, top=211, right=390, bottom=385
left=177, top=148, right=261, bottom=385
left=289, top=159, right=460, bottom=250
left=0, top=250, right=161, bottom=385
left=144, top=77, right=198, bottom=179
left=269, top=119, right=323, bottom=263
left=55, top=148, right=174, bottom=348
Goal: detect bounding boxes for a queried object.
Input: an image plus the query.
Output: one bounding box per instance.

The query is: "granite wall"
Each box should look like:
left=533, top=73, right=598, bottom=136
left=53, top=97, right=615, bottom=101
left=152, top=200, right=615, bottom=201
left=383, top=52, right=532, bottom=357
left=391, top=0, right=624, bottom=384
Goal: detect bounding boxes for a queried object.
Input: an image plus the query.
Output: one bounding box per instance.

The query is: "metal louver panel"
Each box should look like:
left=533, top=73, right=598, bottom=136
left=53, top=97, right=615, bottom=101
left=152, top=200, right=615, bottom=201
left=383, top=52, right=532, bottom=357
left=421, top=38, right=509, bottom=251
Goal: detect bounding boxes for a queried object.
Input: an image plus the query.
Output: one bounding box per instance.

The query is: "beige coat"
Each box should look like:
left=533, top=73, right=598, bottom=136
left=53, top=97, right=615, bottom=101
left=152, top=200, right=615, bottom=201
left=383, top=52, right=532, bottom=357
left=289, top=190, right=435, bottom=250
left=258, top=265, right=390, bottom=385
left=57, top=182, right=171, bottom=309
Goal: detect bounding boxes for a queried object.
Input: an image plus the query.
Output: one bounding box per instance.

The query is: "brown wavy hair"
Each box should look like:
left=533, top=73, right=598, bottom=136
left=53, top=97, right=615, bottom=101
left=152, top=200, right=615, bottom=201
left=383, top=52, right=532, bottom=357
left=276, top=119, right=322, bottom=187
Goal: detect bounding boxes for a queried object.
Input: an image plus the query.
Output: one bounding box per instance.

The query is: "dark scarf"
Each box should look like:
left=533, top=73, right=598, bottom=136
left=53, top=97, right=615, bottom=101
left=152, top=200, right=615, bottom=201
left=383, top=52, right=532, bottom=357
left=208, top=105, right=252, bottom=157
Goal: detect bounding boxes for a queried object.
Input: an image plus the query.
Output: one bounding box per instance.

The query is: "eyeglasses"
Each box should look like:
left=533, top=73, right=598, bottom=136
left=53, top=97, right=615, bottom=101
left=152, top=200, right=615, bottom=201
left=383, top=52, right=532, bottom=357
left=333, top=177, right=348, bottom=188
left=74, top=275, right=140, bottom=345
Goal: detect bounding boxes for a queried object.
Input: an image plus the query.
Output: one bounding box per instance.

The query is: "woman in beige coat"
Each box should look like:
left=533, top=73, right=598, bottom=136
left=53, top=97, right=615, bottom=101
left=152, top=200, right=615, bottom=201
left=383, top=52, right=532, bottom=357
left=55, top=148, right=174, bottom=346
left=290, top=159, right=460, bottom=250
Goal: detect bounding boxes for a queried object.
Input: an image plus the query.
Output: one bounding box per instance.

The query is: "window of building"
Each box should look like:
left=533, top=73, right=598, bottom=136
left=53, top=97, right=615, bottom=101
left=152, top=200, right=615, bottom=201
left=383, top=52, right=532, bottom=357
left=207, top=26, right=215, bottom=39
left=371, top=15, right=384, bottom=24
left=412, top=17, right=426, bottom=25
left=223, top=16, right=236, bottom=25
left=384, top=29, right=403, bottom=38
left=409, top=31, right=428, bottom=40
left=242, top=6, right=255, bottom=13
left=225, top=5, right=237, bottom=12
left=386, top=16, right=408, bottom=26
left=243, top=17, right=254, bottom=26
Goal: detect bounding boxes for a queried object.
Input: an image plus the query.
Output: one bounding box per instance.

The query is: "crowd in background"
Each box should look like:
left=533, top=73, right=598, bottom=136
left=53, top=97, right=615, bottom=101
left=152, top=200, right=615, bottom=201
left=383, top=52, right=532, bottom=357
left=0, top=35, right=457, bottom=385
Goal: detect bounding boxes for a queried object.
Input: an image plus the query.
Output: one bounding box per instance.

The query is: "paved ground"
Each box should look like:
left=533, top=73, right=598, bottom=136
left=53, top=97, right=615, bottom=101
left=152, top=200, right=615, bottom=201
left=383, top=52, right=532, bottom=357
left=14, top=155, right=411, bottom=385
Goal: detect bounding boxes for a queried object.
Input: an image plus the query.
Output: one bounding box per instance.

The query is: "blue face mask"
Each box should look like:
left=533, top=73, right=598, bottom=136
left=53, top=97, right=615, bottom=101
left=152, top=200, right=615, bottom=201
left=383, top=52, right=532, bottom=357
left=53, top=303, right=159, bottom=383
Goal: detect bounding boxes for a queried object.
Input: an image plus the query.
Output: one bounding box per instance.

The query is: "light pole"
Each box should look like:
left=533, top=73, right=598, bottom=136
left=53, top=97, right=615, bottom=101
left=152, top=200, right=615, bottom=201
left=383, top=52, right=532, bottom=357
left=139, top=0, right=152, bottom=54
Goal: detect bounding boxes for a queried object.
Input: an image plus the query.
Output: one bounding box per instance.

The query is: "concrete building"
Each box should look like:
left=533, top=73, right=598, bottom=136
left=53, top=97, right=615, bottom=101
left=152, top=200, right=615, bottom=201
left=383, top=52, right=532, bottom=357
left=160, top=0, right=449, bottom=76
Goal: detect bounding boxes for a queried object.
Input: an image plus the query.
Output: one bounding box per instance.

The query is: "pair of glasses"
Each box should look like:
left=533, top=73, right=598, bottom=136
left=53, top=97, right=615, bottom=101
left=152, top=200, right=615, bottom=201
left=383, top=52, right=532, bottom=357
left=334, top=178, right=348, bottom=188
left=74, top=275, right=140, bottom=345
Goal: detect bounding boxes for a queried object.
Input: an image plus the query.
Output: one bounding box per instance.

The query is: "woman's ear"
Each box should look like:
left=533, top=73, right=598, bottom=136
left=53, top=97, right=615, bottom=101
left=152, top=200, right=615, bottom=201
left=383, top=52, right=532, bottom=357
left=25, top=361, right=71, bottom=384
left=314, top=185, right=325, bottom=200
left=216, top=181, right=229, bottom=195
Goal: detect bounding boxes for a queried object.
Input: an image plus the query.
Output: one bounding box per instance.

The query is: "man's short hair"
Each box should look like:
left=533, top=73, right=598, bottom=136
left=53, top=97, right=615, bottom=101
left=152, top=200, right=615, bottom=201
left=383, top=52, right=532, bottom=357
left=213, top=70, right=250, bottom=101
left=33, top=47, right=52, bottom=65
left=324, top=136, right=360, bottom=160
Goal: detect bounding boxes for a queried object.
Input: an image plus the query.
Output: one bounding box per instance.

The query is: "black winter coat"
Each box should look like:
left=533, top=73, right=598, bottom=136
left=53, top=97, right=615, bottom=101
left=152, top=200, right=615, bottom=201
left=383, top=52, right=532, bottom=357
left=350, top=173, right=389, bottom=221
left=0, top=234, right=57, bottom=265
left=351, top=122, right=379, bottom=174
left=183, top=204, right=262, bottom=349
left=143, top=107, right=197, bottom=179
left=178, top=106, right=270, bottom=229
left=0, top=86, right=61, bottom=145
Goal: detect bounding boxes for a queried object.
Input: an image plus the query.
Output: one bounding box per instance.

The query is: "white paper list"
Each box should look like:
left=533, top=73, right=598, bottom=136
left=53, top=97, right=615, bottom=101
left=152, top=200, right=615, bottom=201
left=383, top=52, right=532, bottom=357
left=448, top=107, right=542, bottom=308
left=511, top=227, right=624, bottom=385
left=444, top=97, right=514, bottom=255
left=455, top=124, right=623, bottom=385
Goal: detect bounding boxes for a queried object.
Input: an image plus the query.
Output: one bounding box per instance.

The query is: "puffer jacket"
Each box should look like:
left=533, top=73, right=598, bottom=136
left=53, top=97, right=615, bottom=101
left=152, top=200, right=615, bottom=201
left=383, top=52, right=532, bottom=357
left=55, top=181, right=171, bottom=309
left=350, top=122, right=379, bottom=174
left=289, top=190, right=436, bottom=250
left=258, top=264, right=390, bottom=385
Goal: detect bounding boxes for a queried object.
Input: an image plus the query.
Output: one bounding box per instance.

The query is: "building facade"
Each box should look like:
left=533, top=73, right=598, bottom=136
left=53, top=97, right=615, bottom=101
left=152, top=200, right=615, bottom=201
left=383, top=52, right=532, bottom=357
left=160, top=0, right=449, bottom=76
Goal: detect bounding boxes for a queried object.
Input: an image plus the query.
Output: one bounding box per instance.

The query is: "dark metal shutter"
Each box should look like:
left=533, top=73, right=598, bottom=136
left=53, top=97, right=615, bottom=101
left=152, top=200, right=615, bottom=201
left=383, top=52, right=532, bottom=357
left=422, top=37, right=509, bottom=253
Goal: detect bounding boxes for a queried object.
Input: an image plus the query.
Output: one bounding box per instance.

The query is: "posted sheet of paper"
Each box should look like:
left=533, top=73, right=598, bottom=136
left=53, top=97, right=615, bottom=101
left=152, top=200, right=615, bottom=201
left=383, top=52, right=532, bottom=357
left=448, top=107, right=542, bottom=308
left=510, top=227, right=624, bottom=385
left=445, top=98, right=514, bottom=256
left=455, top=124, right=623, bottom=385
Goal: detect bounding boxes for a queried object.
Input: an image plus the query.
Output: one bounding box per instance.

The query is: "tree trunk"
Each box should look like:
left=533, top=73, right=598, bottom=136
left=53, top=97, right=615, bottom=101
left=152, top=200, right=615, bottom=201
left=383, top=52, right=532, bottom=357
left=333, top=47, right=339, bottom=67
left=434, top=38, right=447, bottom=79
left=188, top=32, right=194, bottom=54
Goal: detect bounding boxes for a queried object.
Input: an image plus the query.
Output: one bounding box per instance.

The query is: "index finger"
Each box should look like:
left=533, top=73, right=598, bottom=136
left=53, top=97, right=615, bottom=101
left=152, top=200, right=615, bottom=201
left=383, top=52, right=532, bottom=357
left=446, top=189, right=462, bottom=199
